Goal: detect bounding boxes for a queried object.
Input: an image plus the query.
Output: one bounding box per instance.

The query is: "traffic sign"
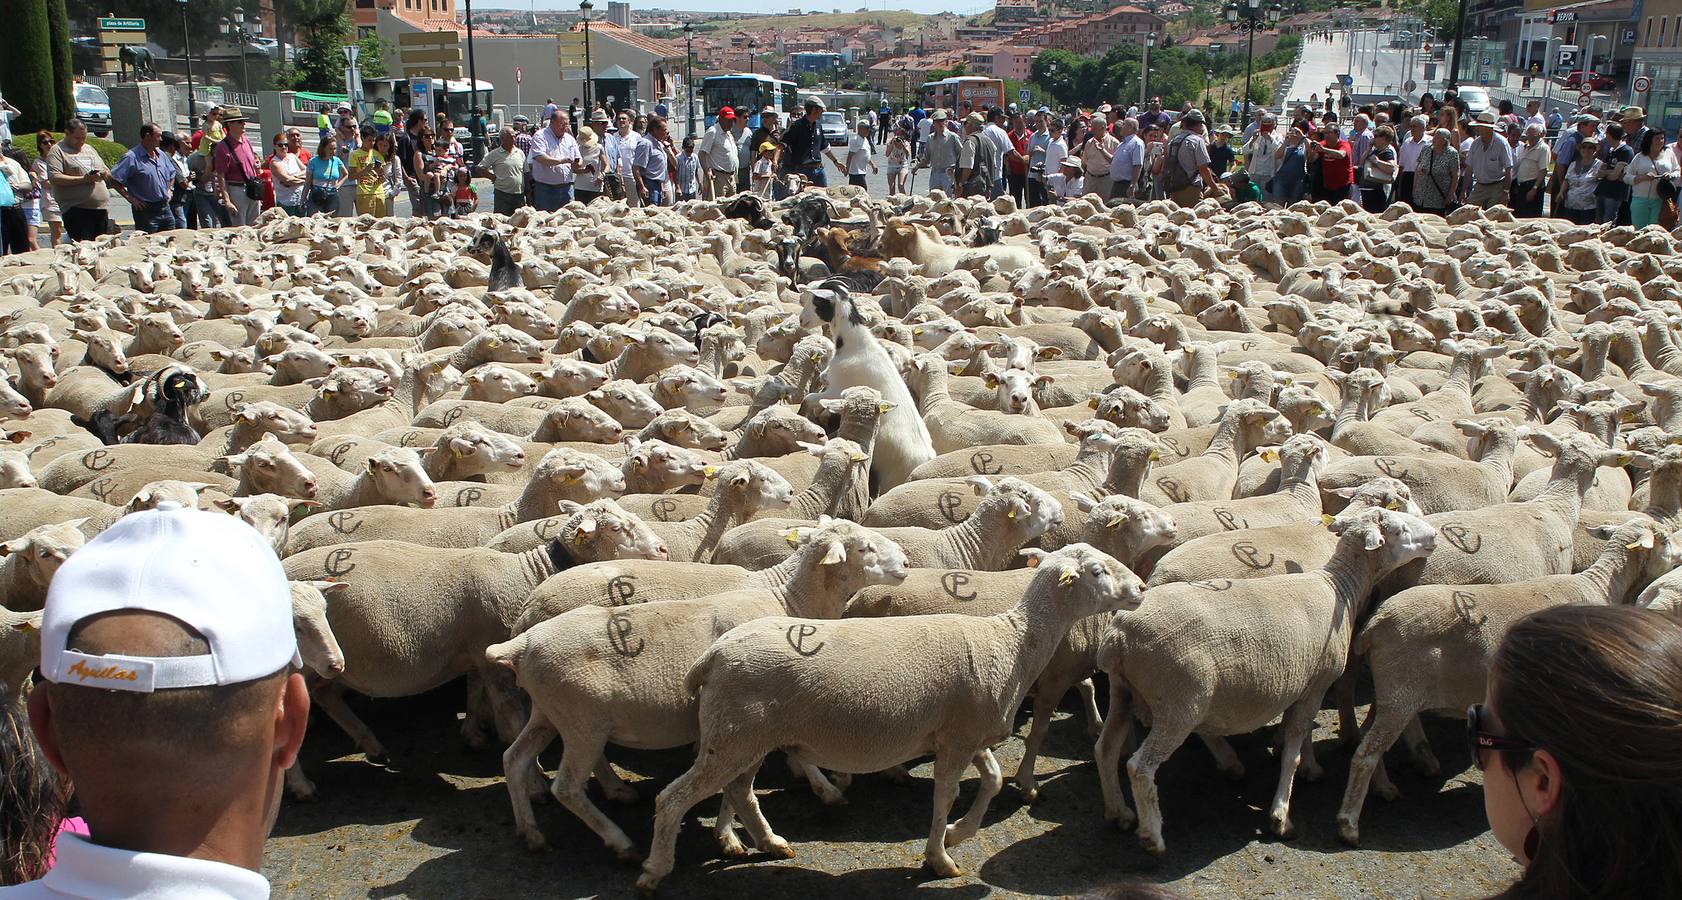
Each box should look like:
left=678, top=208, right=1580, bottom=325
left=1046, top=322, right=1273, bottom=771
left=557, top=32, right=587, bottom=69
left=1635, top=75, right=1652, bottom=93
left=1578, top=90, right=1593, bottom=108
left=1019, top=88, right=1031, bottom=103
left=1404, top=79, right=1417, bottom=93
left=98, top=17, right=145, bottom=30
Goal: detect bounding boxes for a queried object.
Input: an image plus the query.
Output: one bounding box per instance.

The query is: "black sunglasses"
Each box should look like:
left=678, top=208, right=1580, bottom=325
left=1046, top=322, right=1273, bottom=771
left=1466, top=704, right=1536, bottom=770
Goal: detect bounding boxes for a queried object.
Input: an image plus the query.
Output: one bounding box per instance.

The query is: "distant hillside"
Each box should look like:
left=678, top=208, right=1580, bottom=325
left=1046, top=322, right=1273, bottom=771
left=698, top=10, right=927, bottom=31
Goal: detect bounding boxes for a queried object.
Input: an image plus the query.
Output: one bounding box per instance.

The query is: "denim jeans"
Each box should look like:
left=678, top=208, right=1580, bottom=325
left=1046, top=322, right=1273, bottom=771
left=1596, top=196, right=1624, bottom=224
left=132, top=201, right=175, bottom=234
left=193, top=192, right=229, bottom=228
left=641, top=177, right=664, bottom=207
left=927, top=170, right=954, bottom=195
left=168, top=201, right=188, bottom=230
left=532, top=181, right=573, bottom=211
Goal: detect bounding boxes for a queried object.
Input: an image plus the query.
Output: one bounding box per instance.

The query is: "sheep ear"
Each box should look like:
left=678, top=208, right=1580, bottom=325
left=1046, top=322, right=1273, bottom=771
left=965, top=475, right=993, bottom=497
left=797, top=440, right=825, bottom=456
left=1610, top=450, right=1654, bottom=470
left=292, top=500, right=322, bottom=511
left=213, top=497, right=242, bottom=513
left=1453, top=419, right=1486, bottom=436
left=1087, top=393, right=1102, bottom=409
left=877, top=401, right=895, bottom=414
left=1628, top=528, right=1658, bottom=550
left=820, top=540, right=846, bottom=566
left=1018, top=547, right=1048, bottom=569
left=5, top=431, right=29, bottom=445
left=1037, top=346, right=1061, bottom=360
left=1331, top=486, right=1362, bottom=499
left=983, top=372, right=999, bottom=388
left=1069, top=491, right=1098, bottom=512
left=1362, top=526, right=1386, bottom=551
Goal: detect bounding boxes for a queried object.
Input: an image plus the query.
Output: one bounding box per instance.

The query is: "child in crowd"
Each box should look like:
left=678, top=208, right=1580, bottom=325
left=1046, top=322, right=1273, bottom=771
left=450, top=167, right=478, bottom=217
left=753, top=141, right=777, bottom=197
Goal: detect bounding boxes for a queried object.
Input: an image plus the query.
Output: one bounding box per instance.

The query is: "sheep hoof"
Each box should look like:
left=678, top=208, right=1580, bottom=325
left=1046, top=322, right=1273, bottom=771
left=519, top=830, right=548, bottom=852
left=830, top=772, right=853, bottom=791
left=1336, top=820, right=1361, bottom=847
left=1017, top=783, right=1039, bottom=804
left=600, top=781, right=639, bottom=804
left=634, top=872, right=663, bottom=895
left=1300, top=761, right=1325, bottom=782
left=1107, top=807, right=1137, bottom=831
left=1375, top=781, right=1401, bottom=802
left=287, top=783, right=318, bottom=802
left=762, top=836, right=795, bottom=859
left=1411, top=753, right=1442, bottom=777
left=719, top=834, right=750, bottom=858
left=611, top=844, right=644, bottom=864
left=1137, top=833, right=1166, bottom=856
left=924, top=855, right=962, bottom=879
left=879, top=765, right=912, bottom=784
left=1268, top=812, right=1296, bottom=840
left=364, top=749, right=390, bottom=766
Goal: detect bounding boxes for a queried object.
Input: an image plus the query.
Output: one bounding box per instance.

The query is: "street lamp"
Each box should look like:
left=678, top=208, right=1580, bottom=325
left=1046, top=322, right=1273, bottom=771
left=178, top=0, right=197, bottom=128
left=1582, top=33, right=1607, bottom=101
left=580, top=0, right=593, bottom=114
left=682, top=23, right=695, bottom=138
left=464, top=0, right=481, bottom=158
left=1140, top=32, right=1156, bottom=107
left=898, top=61, right=908, bottom=110
left=1541, top=34, right=1561, bottom=112
left=217, top=6, right=262, bottom=94
left=1204, top=68, right=1214, bottom=115
left=1225, top=0, right=1281, bottom=126
left=747, top=38, right=758, bottom=76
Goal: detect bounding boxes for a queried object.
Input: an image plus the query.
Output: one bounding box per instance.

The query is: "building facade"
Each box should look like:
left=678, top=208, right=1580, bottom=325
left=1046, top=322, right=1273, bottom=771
left=1012, top=5, right=1168, bottom=57
left=354, top=0, right=457, bottom=36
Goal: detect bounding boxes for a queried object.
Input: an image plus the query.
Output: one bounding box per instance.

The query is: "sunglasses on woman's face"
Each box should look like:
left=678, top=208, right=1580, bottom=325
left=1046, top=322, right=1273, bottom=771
left=1466, top=704, right=1536, bottom=770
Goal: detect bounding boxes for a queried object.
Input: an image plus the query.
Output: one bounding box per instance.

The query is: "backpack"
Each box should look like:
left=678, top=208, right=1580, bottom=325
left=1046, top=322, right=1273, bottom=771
left=964, top=133, right=997, bottom=193
left=1162, top=132, right=1199, bottom=193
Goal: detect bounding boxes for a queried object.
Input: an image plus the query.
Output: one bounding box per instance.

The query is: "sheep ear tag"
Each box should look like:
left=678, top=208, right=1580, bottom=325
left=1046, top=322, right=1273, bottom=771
left=1321, top=514, right=1335, bottom=527
left=1057, top=567, right=1077, bottom=587
left=782, top=528, right=803, bottom=546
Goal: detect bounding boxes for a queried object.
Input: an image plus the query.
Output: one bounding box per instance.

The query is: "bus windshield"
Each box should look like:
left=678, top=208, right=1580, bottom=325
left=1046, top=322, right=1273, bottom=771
left=703, top=75, right=796, bottom=130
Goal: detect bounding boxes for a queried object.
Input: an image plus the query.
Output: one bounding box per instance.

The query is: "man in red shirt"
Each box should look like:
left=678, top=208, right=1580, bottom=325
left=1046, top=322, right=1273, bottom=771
left=1307, top=121, right=1353, bottom=204
left=211, top=107, right=261, bottom=226
left=1005, top=111, right=1031, bottom=208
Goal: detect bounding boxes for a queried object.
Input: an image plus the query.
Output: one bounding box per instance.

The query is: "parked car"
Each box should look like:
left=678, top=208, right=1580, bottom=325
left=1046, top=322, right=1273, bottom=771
left=1563, top=71, right=1617, bottom=91
left=74, top=81, right=112, bottom=138
left=1456, top=86, right=1491, bottom=116
left=819, top=111, right=848, bottom=146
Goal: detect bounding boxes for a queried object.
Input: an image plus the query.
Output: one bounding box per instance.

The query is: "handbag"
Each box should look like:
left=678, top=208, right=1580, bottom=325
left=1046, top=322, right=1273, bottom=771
left=1664, top=198, right=1680, bottom=229
left=309, top=184, right=338, bottom=207
left=242, top=179, right=263, bottom=201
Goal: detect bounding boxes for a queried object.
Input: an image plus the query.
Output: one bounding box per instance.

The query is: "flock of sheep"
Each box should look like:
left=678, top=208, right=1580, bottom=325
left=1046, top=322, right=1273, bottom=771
left=3, top=188, right=1682, bottom=891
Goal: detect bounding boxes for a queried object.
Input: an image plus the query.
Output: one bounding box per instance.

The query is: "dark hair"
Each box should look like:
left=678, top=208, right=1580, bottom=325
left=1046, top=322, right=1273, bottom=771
left=1, top=695, right=68, bottom=885
left=1641, top=129, right=1667, bottom=157
left=1488, top=605, right=1682, bottom=900
left=1606, top=123, right=1625, bottom=141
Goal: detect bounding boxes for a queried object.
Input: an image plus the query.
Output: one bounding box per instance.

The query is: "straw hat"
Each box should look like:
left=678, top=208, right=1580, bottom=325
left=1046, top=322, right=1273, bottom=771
left=577, top=125, right=599, bottom=154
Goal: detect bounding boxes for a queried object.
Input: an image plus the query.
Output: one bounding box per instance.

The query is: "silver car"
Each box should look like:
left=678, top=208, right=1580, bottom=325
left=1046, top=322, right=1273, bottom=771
left=819, top=111, right=847, bottom=146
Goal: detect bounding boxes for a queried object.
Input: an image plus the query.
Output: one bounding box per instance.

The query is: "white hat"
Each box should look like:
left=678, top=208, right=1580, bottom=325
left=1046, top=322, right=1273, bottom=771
left=40, top=502, right=298, bottom=693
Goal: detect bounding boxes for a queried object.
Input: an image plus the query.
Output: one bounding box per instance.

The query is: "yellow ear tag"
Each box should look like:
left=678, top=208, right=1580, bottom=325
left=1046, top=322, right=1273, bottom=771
left=1385, top=500, right=1399, bottom=510
left=1106, top=515, right=1125, bottom=528
left=572, top=530, right=588, bottom=543
left=913, top=327, right=924, bottom=335
left=878, top=403, right=893, bottom=414
left=1057, top=569, right=1076, bottom=586
left=1321, top=514, right=1335, bottom=527
left=954, top=364, right=965, bottom=375
left=1261, top=450, right=1278, bottom=463
left=563, top=474, right=581, bottom=484
left=14, top=620, right=36, bottom=632
left=1148, top=450, right=1161, bottom=461
left=1627, top=540, right=1646, bottom=550
left=488, top=338, right=501, bottom=348
left=631, top=457, right=646, bottom=469
left=703, top=465, right=718, bottom=478
left=850, top=452, right=867, bottom=462
left=1007, top=509, right=1017, bottom=519
left=783, top=529, right=802, bottom=545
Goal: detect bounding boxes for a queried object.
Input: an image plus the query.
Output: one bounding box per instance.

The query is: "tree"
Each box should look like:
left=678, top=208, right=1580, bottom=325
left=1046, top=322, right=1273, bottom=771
left=0, top=0, right=55, bottom=132
left=277, top=0, right=353, bottom=93
left=47, top=0, right=74, bottom=133
left=357, top=34, right=392, bottom=80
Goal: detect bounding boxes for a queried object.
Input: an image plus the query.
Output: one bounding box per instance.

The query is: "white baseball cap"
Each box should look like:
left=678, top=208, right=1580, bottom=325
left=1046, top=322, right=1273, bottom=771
left=40, top=502, right=298, bottom=693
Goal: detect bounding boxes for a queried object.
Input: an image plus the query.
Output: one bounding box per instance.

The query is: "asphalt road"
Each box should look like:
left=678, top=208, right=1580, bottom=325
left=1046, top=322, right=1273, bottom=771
left=263, top=684, right=1518, bottom=899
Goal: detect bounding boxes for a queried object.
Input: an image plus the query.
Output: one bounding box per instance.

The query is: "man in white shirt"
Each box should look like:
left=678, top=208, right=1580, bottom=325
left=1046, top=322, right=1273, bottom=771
left=1524, top=99, right=1547, bottom=132
left=530, top=109, right=581, bottom=211
left=1242, top=112, right=1282, bottom=194
left=916, top=112, right=933, bottom=157
left=4, top=503, right=310, bottom=900
left=1511, top=122, right=1551, bottom=217
left=613, top=110, right=643, bottom=207
left=827, top=119, right=878, bottom=189
left=1466, top=111, right=1514, bottom=208
left=1108, top=117, right=1145, bottom=200
left=1396, top=114, right=1429, bottom=208
left=983, top=107, right=1012, bottom=198
left=698, top=106, right=741, bottom=199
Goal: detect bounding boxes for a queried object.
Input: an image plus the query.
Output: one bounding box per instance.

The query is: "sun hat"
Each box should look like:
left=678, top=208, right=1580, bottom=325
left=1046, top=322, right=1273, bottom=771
left=1059, top=156, right=1082, bottom=170
left=221, top=105, right=250, bottom=123
left=759, top=141, right=778, bottom=153
left=1474, top=111, right=1498, bottom=126
left=39, top=503, right=297, bottom=692
left=931, top=109, right=949, bottom=121
left=1621, top=105, right=1646, bottom=120
left=577, top=125, right=599, bottom=153
left=591, top=108, right=611, bottom=123
left=965, top=112, right=985, bottom=127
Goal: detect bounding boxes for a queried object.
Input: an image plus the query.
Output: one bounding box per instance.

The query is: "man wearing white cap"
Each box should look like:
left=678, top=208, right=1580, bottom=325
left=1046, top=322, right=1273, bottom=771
left=7, top=503, right=310, bottom=899
left=1466, top=110, right=1513, bottom=209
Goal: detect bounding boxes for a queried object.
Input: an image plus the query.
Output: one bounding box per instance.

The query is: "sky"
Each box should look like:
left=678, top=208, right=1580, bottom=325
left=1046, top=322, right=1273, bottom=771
left=478, top=1, right=992, bottom=16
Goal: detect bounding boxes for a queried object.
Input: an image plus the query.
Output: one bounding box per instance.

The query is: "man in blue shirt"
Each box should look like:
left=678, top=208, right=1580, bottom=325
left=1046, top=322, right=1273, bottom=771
left=1026, top=109, right=1052, bottom=207
left=109, top=123, right=179, bottom=233
left=879, top=101, right=892, bottom=142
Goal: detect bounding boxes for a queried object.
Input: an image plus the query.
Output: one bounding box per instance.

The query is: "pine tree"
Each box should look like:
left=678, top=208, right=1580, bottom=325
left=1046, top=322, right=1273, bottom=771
left=1, top=0, right=56, bottom=132
left=47, top=0, right=75, bottom=131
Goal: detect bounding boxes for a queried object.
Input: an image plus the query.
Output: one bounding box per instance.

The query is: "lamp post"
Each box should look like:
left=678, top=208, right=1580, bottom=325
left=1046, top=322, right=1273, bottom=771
left=898, top=61, right=908, bottom=110
left=1204, top=68, right=1214, bottom=114
left=1140, top=32, right=1155, bottom=107
left=218, top=7, right=262, bottom=95
left=1582, top=33, right=1606, bottom=102
left=178, top=0, right=197, bottom=128
left=1446, top=0, right=1468, bottom=89
left=1225, top=0, right=1281, bottom=126
left=580, top=0, right=593, bottom=114
left=747, top=38, right=758, bottom=75
left=1542, top=35, right=1561, bottom=112
left=464, top=0, right=480, bottom=156
left=682, top=23, right=695, bottom=138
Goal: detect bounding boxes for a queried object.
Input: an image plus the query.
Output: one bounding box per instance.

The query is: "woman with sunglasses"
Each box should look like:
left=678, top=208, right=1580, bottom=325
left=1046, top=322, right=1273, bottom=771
left=1473, top=604, right=1682, bottom=898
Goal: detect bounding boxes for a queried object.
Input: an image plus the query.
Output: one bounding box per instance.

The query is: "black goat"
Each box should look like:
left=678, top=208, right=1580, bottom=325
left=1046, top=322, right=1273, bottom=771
left=721, top=194, right=775, bottom=229
left=784, top=195, right=839, bottom=242
left=470, top=230, right=523, bottom=293
left=78, top=368, right=206, bottom=446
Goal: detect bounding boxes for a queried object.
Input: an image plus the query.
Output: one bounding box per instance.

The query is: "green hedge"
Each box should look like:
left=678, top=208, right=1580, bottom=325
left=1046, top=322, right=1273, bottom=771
left=11, top=132, right=129, bottom=169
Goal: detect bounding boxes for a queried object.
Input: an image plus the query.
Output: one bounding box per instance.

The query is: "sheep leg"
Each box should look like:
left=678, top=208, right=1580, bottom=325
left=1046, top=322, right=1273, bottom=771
left=311, top=682, right=388, bottom=764
left=1127, top=712, right=1196, bottom=855
left=1095, top=675, right=1139, bottom=829
left=721, top=766, right=792, bottom=858
left=712, top=792, right=746, bottom=858
left=922, top=750, right=968, bottom=878
left=1336, top=696, right=1415, bottom=847
left=479, top=661, right=530, bottom=745
left=1402, top=715, right=1441, bottom=775
left=1266, top=691, right=1326, bottom=840
left=1199, top=734, right=1246, bottom=781
left=784, top=750, right=847, bottom=805
left=1014, top=684, right=1061, bottom=803
left=639, top=747, right=763, bottom=893
left=462, top=671, right=491, bottom=750
left=1334, top=660, right=1361, bottom=747
left=502, top=710, right=559, bottom=851
left=284, top=761, right=318, bottom=801
left=1076, top=677, right=1104, bottom=738
left=594, top=755, right=639, bottom=803
left=945, top=748, right=1003, bottom=848
left=549, top=725, right=639, bottom=862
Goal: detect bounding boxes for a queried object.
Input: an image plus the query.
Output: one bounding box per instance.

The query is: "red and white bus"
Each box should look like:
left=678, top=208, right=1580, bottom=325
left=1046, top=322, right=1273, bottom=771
left=921, top=76, right=1006, bottom=113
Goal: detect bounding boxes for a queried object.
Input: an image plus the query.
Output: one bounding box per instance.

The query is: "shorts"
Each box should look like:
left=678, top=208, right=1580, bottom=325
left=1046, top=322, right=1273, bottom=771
left=24, top=205, right=41, bottom=226
left=883, top=164, right=905, bottom=177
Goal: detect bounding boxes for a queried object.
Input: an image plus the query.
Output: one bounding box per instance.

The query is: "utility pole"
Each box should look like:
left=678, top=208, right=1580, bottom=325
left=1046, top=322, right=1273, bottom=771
left=1446, top=0, right=1469, bottom=90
